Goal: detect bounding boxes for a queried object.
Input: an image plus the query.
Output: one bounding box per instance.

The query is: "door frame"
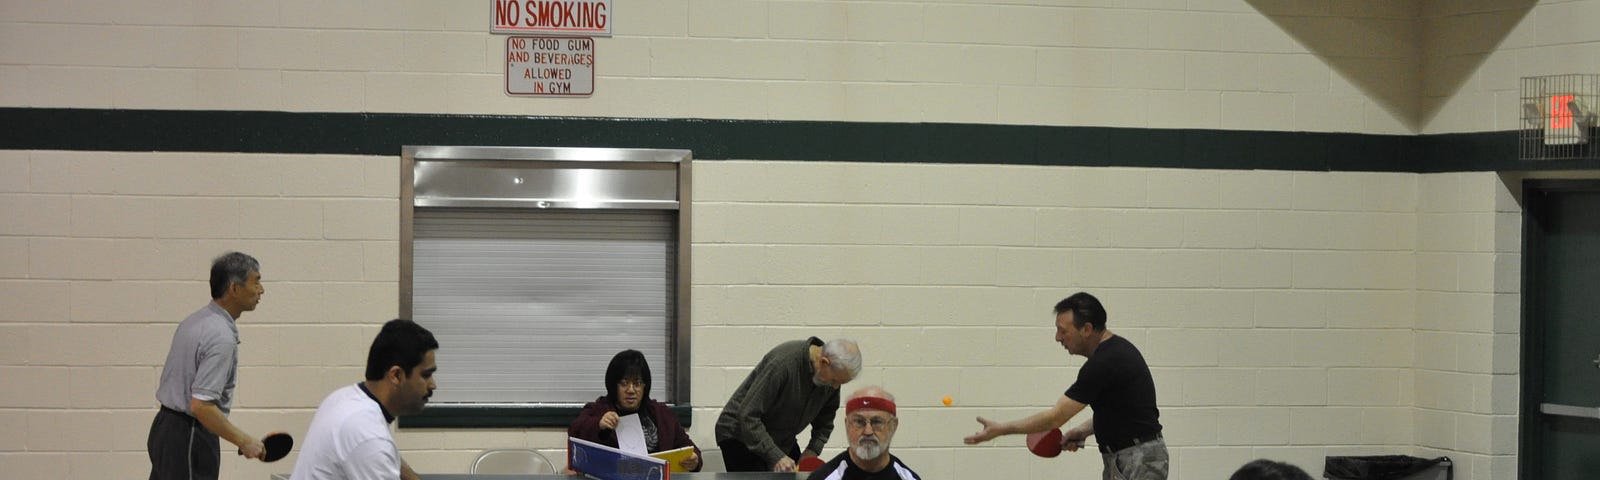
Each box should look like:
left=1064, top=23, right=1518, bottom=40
left=1519, top=179, right=1600, bottom=480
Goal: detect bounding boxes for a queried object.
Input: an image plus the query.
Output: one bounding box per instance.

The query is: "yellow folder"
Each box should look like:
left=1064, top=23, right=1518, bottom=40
left=649, top=446, right=696, bottom=473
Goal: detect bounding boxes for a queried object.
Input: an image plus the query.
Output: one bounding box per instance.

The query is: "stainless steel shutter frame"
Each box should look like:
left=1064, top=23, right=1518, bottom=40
left=414, top=160, right=680, bottom=210
left=413, top=209, right=675, bottom=404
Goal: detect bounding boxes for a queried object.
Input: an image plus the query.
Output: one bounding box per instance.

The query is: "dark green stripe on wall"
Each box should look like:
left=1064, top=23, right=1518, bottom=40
left=3, top=107, right=1596, bottom=172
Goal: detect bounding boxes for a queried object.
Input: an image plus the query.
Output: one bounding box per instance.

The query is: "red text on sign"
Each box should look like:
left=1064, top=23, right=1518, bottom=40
left=495, top=0, right=608, bottom=31
left=1550, top=94, right=1575, bottom=129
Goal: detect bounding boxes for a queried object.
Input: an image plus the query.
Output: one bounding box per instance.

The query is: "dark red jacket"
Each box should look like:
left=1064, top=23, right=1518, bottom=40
left=568, top=396, right=702, bottom=471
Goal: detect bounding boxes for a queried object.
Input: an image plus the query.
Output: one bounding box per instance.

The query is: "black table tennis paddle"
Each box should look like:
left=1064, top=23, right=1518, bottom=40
left=241, top=432, right=294, bottom=462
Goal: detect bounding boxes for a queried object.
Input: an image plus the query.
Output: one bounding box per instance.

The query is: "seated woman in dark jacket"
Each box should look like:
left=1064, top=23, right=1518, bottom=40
left=569, top=349, right=702, bottom=472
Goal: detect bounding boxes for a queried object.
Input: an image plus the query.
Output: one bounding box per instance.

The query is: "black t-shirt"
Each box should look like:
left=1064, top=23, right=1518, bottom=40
left=805, top=452, right=922, bottom=480
left=1063, top=335, right=1162, bottom=449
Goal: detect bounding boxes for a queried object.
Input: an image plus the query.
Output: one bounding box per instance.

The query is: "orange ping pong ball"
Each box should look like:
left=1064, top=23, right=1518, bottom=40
left=942, top=396, right=953, bottom=406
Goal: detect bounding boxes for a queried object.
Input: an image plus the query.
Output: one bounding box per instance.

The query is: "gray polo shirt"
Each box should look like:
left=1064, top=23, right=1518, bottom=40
left=155, top=302, right=239, bottom=415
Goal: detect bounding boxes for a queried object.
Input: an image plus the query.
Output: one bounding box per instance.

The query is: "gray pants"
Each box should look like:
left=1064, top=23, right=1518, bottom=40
left=1100, top=438, right=1168, bottom=480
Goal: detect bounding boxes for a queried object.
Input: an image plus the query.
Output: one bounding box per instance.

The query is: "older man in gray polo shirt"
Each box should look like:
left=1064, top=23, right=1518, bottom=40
left=148, top=252, right=268, bottom=480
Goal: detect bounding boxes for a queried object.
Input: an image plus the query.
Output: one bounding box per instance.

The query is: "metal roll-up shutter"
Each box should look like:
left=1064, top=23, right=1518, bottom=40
left=412, top=208, right=676, bottom=404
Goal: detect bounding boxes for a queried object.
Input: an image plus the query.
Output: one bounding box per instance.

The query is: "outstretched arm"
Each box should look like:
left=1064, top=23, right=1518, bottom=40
left=963, top=395, right=1087, bottom=444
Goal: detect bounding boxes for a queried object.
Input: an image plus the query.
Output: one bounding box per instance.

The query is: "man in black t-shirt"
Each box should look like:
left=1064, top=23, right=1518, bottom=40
left=807, top=386, right=921, bottom=480
left=963, top=292, right=1168, bottom=480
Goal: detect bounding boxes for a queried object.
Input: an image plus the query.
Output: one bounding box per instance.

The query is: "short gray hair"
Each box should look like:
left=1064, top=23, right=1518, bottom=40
left=209, top=251, right=259, bottom=299
left=822, top=338, right=862, bottom=378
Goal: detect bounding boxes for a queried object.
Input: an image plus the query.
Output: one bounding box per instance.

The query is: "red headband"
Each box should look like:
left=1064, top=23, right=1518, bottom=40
left=845, top=396, right=896, bottom=416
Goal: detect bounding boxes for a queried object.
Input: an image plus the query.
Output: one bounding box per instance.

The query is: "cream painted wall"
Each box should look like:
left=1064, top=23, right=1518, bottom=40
left=0, top=0, right=1584, bottom=479
left=4, top=1, right=1596, bottom=133
left=0, top=149, right=1522, bottom=480
left=692, top=161, right=1426, bottom=480
left=0, top=150, right=399, bottom=479
left=0, top=0, right=1424, bottom=134
left=1421, top=1, right=1600, bottom=133
left=1410, top=172, right=1522, bottom=480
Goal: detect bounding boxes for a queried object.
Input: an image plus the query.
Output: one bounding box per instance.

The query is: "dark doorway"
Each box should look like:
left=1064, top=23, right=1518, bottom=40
left=1521, top=180, right=1600, bottom=479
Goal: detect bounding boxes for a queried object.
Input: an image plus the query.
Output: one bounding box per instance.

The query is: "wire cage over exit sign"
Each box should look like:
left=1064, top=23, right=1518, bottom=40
left=1521, top=74, right=1600, bottom=161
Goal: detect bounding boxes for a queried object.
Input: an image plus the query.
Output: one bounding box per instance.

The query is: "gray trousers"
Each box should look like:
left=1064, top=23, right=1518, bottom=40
left=148, top=406, right=220, bottom=480
left=1100, top=437, right=1169, bottom=480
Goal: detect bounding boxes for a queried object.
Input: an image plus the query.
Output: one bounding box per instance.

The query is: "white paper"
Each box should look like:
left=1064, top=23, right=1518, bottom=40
left=615, top=413, right=648, bottom=454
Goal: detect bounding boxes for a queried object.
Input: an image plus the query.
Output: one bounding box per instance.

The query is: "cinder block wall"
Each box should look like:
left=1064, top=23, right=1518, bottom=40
left=692, top=162, right=1423, bottom=480
left=0, top=0, right=1422, bottom=133
left=7, top=0, right=1598, bottom=478
left=0, top=150, right=399, bottom=479
left=1411, top=173, right=1522, bottom=479
left=0, top=149, right=1455, bottom=480
left=1420, top=0, right=1600, bottom=134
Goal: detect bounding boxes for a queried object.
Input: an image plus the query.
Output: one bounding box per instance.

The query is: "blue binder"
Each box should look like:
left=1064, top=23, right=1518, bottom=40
left=568, top=437, right=669, bottom=480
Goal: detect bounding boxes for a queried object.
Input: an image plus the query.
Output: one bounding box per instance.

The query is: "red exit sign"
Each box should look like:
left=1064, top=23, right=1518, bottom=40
left=492, top=0, right=611, bottom=36
left=1550, top=94, right=1577, bottom=129
left=1546, top=94, right=1589, bottom=146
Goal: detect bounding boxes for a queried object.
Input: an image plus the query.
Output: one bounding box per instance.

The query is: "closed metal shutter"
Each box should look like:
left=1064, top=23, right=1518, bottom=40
left=413, top=208, right=675, bottom=404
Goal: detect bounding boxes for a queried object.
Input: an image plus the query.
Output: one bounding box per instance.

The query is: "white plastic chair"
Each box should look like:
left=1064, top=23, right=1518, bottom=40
left=471, top=449, right=557, bottom=474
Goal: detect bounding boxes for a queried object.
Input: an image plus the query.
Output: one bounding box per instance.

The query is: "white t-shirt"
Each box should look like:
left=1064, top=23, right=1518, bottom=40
left=290, top=383, right=400, bottom=480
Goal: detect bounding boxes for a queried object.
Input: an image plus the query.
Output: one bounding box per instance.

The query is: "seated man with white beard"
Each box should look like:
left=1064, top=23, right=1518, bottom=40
left=807, top=386, right=921, bottom=480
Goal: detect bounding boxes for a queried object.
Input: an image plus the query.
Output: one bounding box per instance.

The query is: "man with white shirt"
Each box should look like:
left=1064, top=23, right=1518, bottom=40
left=290, top=319, right=437, bottom=480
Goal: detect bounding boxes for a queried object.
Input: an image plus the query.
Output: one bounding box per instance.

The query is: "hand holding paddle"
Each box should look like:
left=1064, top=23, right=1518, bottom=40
left=238, top=437, right=265, bottom=460
left=239, top=432, right=293, bottom=462
left=1061, top=427, right=1090, bottom=452
left=772, top=457, right=796, bottom=472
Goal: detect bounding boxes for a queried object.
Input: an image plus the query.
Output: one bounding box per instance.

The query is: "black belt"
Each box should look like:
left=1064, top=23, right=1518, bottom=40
left=158, top=405, right=196, bottom=424
left=1099, top=433, right=1162, bottom=454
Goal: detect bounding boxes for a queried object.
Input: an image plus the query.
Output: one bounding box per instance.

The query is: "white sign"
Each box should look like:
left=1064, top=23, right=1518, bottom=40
left=492, top=0, right=611, bottom=36
left=506, top=36, right=595, bottom=96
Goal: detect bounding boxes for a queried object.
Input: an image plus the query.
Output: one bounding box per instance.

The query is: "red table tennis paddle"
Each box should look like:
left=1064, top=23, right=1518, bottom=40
left=241, top=432, right=294, bottom=462
left=798, top=456, right=826, bottom=471
left=1026, top=428, right=1063, bottom=458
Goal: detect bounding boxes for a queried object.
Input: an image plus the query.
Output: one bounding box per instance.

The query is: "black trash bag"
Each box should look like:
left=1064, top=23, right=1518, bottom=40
left=1324, top=455, right=1450, bottom=480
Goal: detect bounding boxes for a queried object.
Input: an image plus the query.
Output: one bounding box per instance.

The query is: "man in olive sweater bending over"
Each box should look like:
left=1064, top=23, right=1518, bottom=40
left=715, top=337, right=862, bottom=472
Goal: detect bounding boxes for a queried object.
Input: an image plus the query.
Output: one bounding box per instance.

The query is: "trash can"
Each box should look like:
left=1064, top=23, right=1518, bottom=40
left=1323, top=455, right=1451, bottom=480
